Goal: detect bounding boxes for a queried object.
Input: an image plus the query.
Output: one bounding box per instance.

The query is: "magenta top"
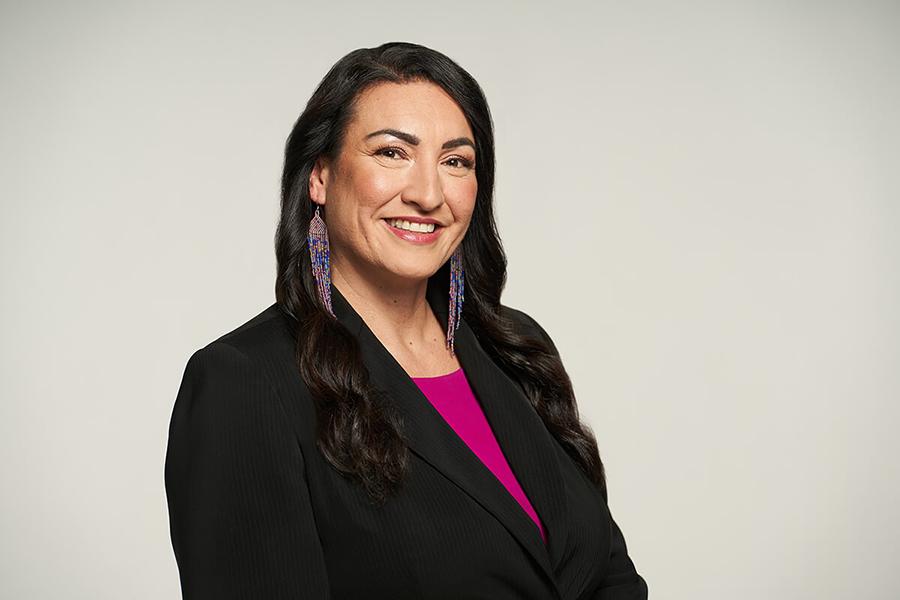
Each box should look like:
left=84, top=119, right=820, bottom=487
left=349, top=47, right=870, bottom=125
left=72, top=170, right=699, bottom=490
left=411, top=367, right=547, bottom=544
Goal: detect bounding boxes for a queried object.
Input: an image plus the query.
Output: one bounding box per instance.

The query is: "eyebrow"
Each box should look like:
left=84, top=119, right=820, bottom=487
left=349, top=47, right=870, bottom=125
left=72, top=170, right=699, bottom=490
left=364, top=128, right=475, bottom=151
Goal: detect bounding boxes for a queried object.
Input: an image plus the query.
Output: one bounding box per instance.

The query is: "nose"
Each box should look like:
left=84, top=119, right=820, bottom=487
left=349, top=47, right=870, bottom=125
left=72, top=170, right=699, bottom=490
left=401, top=159, right=445, bottom=211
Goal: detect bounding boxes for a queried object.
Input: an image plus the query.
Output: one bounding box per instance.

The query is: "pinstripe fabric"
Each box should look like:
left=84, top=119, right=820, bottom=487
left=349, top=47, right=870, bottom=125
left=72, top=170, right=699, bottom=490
left=412, top=368, right=548, bottom=545
left=165, top=282, right=648, bottom=599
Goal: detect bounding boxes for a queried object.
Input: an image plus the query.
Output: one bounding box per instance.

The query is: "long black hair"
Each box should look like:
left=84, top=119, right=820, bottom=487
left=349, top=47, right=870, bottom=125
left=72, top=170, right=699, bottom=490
left=275, top=41, right=605, bottom=504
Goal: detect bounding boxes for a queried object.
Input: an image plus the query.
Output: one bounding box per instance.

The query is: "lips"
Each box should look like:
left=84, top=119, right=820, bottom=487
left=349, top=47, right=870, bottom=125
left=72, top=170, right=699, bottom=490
left=382, top=218, right=445, bottom=245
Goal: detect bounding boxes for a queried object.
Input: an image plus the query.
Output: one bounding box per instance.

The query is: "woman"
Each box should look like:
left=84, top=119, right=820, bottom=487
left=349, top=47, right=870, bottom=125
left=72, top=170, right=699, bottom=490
left=165, top=41, right=648, bottom=599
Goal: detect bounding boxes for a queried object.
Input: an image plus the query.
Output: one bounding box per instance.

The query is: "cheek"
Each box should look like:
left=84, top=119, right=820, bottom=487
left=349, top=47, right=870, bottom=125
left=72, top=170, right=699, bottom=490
left=449, top=178, right=478, bottom=221
left=349, top=163, right=401, bottom=211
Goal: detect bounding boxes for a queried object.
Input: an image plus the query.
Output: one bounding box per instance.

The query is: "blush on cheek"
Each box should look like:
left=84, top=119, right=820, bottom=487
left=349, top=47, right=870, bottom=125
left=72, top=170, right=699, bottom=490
left=357, top=166, right=401, bottom=205
left=458, top=180, right=478, bottom=206
left=450, top=185, right=478, bottom=218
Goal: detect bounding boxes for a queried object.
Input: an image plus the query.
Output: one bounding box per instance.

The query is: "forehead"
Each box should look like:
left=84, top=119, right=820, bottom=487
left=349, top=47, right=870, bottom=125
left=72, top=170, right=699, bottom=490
left=348, top=80, right=473, bottom=140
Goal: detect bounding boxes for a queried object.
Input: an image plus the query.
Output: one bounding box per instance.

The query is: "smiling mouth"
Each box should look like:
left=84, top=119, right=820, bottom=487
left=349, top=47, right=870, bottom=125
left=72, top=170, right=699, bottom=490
left=381, top=218, right=445, bottom=244
left=382, top=218, right=442, bottom=234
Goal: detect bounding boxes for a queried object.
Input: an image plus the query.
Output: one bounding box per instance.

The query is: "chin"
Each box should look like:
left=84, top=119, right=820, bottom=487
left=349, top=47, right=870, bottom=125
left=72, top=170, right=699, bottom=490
left=391, top=267, right=440, bottom=282
left=380, top=261, right=442, bottom=283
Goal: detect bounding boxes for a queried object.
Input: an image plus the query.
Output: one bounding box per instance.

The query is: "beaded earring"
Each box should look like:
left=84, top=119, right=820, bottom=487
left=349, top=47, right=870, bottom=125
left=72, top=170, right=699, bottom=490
left=307, top=204, right=336, bottom=317
left=446, top=246, right=465, bottom=355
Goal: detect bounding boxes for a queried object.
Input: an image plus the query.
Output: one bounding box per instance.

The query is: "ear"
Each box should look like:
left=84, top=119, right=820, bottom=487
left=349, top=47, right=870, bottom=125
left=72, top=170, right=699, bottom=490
left=308, top=156, right=331, bottom=206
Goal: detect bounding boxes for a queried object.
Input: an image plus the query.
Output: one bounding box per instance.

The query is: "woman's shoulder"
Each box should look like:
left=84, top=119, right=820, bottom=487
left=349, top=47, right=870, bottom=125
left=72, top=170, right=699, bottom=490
left=173, top=302, right=317, bottom=443
left=178, top=302, right=301, bottom=404
left=207, top=301, right=295, bottom=354
left=185, top=302, right=295, bottom=365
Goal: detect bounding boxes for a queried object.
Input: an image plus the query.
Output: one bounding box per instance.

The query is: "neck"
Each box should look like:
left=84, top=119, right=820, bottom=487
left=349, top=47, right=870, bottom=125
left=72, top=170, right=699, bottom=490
left=330, top=256, right=436, bottom=345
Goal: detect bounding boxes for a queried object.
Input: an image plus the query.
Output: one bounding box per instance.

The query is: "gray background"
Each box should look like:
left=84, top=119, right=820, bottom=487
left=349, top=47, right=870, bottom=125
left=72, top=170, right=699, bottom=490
left=2, top=1, right=898, bottom=598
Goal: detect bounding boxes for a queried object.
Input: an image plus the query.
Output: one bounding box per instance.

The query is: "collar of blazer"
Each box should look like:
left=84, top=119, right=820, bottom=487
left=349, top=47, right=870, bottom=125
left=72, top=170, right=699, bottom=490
left=327, top=279, right=569, bottom=593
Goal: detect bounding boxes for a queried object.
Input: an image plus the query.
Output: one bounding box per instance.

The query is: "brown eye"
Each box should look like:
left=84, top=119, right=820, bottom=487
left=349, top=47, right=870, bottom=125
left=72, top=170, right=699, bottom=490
left=445, top=156, right=475, bottom=169
left=375, top=146, right=407, bottom=160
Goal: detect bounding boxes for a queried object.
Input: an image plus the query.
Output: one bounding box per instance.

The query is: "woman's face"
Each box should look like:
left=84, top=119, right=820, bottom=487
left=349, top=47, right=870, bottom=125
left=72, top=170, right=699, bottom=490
left=309, top=80, right=478, bottom=289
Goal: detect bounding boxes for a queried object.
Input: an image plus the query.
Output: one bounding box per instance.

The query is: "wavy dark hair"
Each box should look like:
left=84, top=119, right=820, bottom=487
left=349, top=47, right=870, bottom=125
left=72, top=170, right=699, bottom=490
left=274, top=41, right=605, bottom=505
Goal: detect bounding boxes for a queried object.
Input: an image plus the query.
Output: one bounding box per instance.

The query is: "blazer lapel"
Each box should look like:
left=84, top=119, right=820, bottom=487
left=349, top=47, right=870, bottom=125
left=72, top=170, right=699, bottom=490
left=329, top=281, right=569, bottom=595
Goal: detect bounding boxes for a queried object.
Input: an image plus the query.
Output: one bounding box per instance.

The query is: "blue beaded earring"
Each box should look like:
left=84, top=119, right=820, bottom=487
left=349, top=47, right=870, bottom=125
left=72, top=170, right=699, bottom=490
left=446, top=246, right=465, bottom=355
left=307, top=204, right=336, bottom=317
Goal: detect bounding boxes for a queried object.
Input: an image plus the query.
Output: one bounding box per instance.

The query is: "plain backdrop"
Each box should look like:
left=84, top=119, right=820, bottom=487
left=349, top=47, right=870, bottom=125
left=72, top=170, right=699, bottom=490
left=2, top=1, right=898, bottom=598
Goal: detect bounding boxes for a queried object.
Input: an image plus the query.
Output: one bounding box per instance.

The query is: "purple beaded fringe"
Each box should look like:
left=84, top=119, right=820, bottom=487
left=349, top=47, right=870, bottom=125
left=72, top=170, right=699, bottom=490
left=307, top=205, right=335, bottom=317
left=447, top=247, right=465, bottom=355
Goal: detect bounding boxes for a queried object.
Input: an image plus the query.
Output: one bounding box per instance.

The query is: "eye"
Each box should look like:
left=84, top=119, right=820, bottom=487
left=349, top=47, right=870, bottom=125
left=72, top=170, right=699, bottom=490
left=445, top=156, right=475, bottom=170
left=374, top=146, right=408, bottom=160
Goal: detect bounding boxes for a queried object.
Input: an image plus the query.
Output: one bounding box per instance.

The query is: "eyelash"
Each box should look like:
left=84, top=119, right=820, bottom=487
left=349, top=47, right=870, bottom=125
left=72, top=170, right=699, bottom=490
left=375, top=146, right=474, bottom=169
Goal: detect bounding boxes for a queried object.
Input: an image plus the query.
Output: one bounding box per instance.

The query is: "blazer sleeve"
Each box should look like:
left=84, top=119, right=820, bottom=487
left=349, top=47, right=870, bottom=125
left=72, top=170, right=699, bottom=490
left=514, top=309, right=649, bottom=599
left=593, top=508, right=649, bottom=599
left=164, top=341, right=330, bottom=599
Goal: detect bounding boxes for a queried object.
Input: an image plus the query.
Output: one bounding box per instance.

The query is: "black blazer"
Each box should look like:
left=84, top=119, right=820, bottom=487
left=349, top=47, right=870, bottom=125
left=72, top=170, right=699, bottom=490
left=165, top=282, right=648, bottom=599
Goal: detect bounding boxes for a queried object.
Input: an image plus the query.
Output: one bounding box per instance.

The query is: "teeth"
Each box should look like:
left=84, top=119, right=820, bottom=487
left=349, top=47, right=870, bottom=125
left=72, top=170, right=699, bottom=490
left=388, top=219, right=436, bottom=233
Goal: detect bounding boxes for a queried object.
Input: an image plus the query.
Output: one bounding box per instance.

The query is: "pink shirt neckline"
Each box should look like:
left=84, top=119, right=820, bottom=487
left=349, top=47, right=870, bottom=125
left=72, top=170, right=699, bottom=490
left=411, top=367, right=547, bottom=544
left=411, top=367, right=463, bottom=380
